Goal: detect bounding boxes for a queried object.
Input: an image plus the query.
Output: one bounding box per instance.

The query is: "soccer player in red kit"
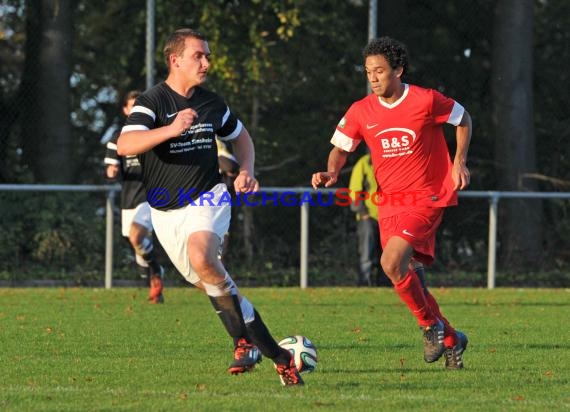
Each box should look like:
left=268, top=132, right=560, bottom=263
left=312, top=37, right=472, bottom=369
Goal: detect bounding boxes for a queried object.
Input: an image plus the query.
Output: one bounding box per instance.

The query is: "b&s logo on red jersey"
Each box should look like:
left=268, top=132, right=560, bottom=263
left=375, top=128, right=416, bottom=158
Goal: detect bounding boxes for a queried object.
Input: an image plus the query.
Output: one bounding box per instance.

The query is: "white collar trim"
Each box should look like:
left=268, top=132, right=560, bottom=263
left=378, top=84, right=409, bottom=109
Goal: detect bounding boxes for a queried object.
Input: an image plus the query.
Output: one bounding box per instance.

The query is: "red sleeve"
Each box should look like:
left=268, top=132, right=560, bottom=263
left=430, top=89, right=457, bottom=125
left=330, top=103, right=364, bottom=152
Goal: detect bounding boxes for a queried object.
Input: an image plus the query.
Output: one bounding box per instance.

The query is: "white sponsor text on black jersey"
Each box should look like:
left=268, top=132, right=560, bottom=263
left=122, top=82, right=243, bottom=211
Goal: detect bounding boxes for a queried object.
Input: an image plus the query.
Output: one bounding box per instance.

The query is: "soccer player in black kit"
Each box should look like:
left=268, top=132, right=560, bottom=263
left=104, top=90, right=165, bottom=303
left=117, top=28, right=303, bottom=386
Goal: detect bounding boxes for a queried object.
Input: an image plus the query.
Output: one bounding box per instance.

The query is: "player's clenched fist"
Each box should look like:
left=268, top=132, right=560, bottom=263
left=234, top=170, right=259, bottom=193
left=170, top=108, right=198, bottom=136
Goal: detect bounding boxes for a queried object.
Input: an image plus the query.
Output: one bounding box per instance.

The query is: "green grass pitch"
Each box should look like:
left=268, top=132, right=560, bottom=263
left=1, top=287, right=569, bottom=411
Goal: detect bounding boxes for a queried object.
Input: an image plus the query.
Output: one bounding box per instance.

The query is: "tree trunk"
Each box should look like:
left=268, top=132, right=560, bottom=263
left=21, top=0, right=73, bottom=183
left=492, top=0, right=543, bottom=269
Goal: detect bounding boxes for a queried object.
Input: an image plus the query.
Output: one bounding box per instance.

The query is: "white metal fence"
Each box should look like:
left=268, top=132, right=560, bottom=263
left=1, top=184, right=569, bottom=289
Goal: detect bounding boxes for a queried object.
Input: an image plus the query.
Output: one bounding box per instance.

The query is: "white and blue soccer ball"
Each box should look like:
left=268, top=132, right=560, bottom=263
left=278, top=335, right=318, bottom=373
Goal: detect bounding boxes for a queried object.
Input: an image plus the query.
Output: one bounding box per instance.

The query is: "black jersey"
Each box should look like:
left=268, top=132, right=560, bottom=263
left=122, top=82, right=242, bottom=211
left=104, top=131, right=147, bottom=209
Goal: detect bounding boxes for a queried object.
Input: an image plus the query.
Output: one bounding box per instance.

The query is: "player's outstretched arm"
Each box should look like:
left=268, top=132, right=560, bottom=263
left=311, top=147, right=350, bottom=189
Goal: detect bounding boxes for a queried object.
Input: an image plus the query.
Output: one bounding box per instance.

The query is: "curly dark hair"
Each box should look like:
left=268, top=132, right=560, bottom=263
left=362, top=37, right=409, bottom=76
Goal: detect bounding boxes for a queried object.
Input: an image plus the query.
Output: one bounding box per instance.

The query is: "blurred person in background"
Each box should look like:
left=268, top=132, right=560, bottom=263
left=216, top=138, right=240, bottom=262
left=348, top=151, right=390, bottom=287
left=103, top=90, right=165, bottom=304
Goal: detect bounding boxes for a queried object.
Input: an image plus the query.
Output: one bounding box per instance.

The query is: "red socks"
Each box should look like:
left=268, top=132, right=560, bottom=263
left=424, top=291, right=457, bottom=348
left=394, top=270, right=437, bottom=327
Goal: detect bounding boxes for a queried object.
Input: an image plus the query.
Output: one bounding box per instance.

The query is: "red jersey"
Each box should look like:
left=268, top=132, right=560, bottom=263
left=331, top=84, right=465, bottom=217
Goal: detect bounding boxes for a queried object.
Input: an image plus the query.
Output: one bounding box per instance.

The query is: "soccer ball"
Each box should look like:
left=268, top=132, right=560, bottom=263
left=278, top=335, right=318, bottom=373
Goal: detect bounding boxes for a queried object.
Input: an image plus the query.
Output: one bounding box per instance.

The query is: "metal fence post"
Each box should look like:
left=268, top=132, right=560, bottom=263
left=300, top=202, right=309, bottom=289
left=487, top=193, right=499, bottom=289
left=105, top=190, right=116, bottom=289
left=146, top=0, right=155, bottom=90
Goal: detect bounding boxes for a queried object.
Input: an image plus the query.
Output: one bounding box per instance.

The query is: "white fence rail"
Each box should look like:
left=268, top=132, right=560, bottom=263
left=1, top=184, right=569, bottom=289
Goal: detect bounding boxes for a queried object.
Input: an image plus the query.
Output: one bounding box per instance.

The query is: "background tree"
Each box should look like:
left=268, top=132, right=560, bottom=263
left=492, top=0, right=542, bottom=268
left=533, top=0, right=570, bottom=270
left=0, top=0, right=28, bottom=182
left=70, top=1, right=147, bottom=182
left=20, top=0, right=73, bottom=183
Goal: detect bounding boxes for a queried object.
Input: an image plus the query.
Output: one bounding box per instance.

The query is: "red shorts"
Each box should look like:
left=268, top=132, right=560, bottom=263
left=379, top=207, right=444, bottom=265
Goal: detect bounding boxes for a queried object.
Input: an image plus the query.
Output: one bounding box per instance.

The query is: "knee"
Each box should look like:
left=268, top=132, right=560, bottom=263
left=380, top=253, right=406, bottom=283
left=188, top=251, right=218, bottom=276
left=380, top=253, right=399, bottom=277
left=129, top=233, right=142, bottom=249
left=187, top=232, right=225, bottom=281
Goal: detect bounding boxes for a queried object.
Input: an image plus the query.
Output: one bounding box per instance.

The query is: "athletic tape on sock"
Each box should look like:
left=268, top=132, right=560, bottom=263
left=240, top=296, right=255, bottom=324
left=133, top=237, right=153, bottom=257
left=135, top=254, right=149, bottom=267
left=202, top=273, right=238, bottom=297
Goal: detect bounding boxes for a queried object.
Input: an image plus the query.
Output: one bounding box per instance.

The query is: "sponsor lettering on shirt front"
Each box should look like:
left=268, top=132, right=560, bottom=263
left=375, top=127, right=416, bottom=158
left=169, top=122, right=215, bottom=154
